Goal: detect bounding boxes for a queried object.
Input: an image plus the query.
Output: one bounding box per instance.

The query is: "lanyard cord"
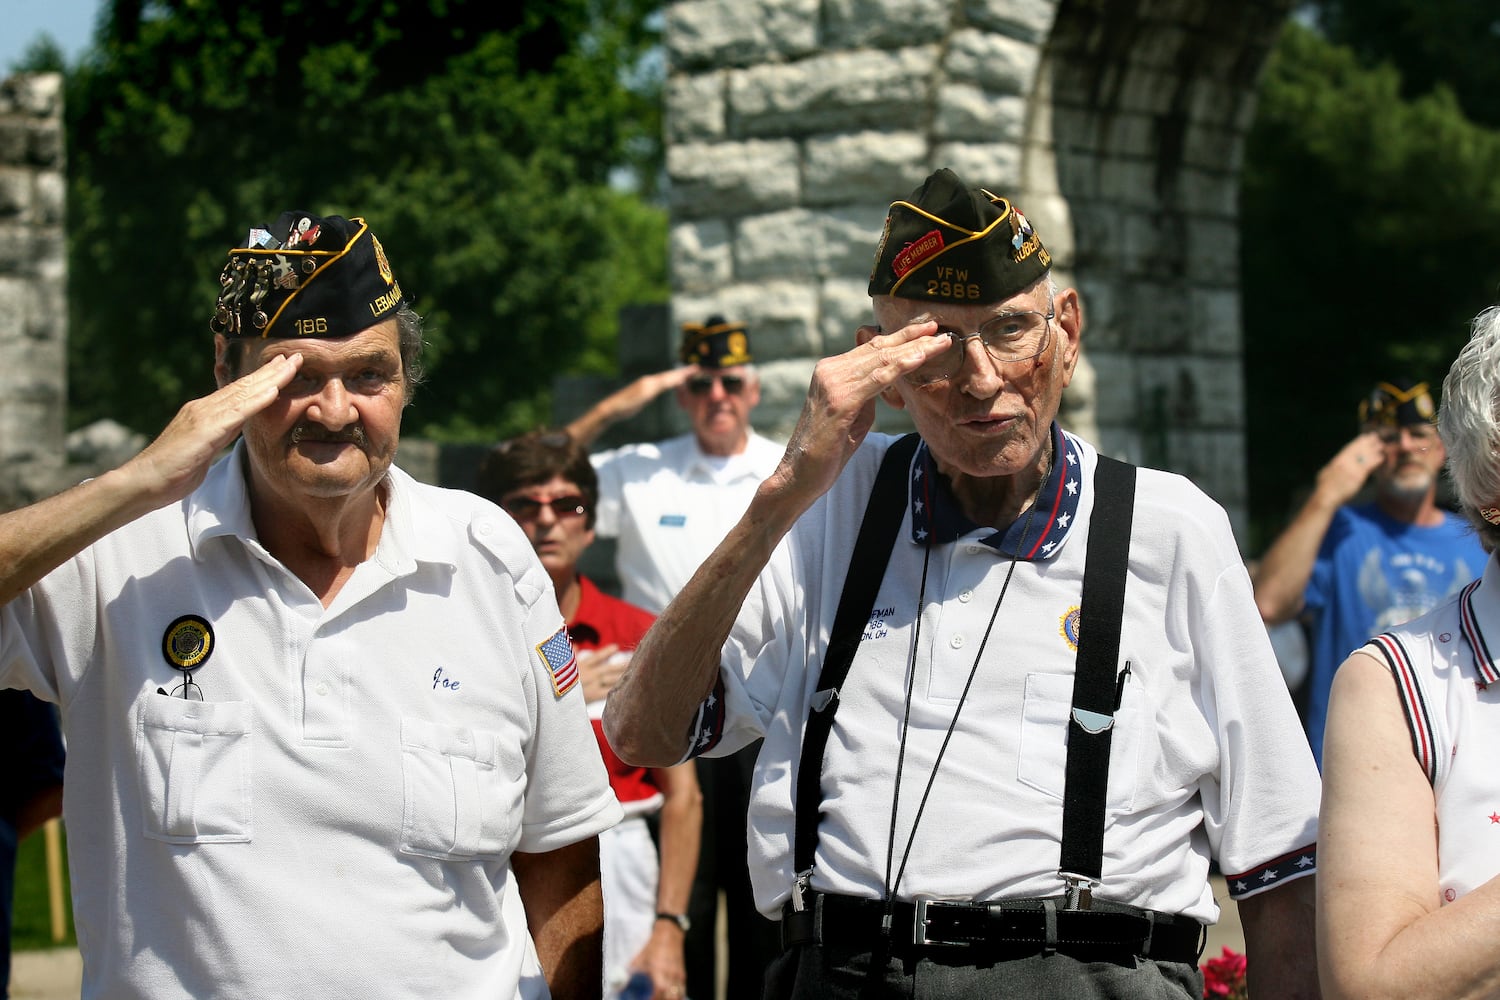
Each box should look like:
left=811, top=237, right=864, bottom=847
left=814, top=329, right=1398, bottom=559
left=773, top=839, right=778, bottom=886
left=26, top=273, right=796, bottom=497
left=879, top=455, right=1048, bottom=919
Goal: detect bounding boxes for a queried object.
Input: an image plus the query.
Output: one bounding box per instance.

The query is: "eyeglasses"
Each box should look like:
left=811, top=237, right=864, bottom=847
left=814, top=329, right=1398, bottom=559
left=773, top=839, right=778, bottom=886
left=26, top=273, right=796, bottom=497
left=905, top=309, right=1055, bottom=386
left=158, top=677, right=205, bottom=701
left=686, top=373, right=747, bottom=396
left=502, top=495, right=590, bottom=520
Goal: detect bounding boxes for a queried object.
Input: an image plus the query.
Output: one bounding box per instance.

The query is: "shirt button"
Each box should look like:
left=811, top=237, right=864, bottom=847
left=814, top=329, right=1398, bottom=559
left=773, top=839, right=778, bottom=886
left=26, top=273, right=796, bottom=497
left=950, top=634, right=965, bottom=649
left=314, top=682, right=330, bottom=697
left=476, top=521, right=493, bottom=536
left=958, top=589, right=974, bottom=603
left=968, top=544, right=983, bottom=555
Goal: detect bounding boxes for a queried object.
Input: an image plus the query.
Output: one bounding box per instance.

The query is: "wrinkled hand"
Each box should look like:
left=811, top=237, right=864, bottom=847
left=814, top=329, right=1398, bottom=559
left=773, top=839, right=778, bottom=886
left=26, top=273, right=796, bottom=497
left=629, top=925, right=688, bottom=1000
left=766, top=320, right=947, bottom=506
left=578, top=645, right=628, bottom=703
left=1316, top=431, right=1384, bottom=505
left=123, top=354, right=302, bottom=508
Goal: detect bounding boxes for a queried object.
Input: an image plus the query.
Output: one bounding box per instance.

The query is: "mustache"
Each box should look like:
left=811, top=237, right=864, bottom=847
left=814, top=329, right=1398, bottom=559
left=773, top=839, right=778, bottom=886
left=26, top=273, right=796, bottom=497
left=289, top=423, right=368, bottom=448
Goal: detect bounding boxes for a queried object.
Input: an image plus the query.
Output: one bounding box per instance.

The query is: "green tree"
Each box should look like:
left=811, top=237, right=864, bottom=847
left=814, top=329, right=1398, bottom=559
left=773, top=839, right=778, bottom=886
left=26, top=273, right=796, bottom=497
left=9, top=34, right=68, bottom=74
left=1303, top=0, right=1500, bottom=129
left=1241, top=21, right=1500, bottom=549
left=65, top=0, right=667, bottom=441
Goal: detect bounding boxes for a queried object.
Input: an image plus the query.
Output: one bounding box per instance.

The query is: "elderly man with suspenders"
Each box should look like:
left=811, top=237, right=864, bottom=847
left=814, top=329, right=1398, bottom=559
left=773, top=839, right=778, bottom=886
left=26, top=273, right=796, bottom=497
left=603, top=168, right=1321, bottom=998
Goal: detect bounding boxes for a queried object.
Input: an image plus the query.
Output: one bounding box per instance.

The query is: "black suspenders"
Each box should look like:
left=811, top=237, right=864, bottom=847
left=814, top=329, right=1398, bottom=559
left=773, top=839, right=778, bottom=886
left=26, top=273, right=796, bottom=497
left=789, top=438, right=1137, bottom=911
left=1059, top=454, right=1136, bottom=905
left=789, top=433, right=919, bottom=908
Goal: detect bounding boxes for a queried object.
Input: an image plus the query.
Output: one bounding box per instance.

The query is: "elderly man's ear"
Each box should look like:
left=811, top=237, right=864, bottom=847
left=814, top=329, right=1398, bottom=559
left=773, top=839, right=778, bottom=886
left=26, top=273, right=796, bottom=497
left=1052, top=287, right=1084, bottom=381
left=213, top=334, right=233, bottom=389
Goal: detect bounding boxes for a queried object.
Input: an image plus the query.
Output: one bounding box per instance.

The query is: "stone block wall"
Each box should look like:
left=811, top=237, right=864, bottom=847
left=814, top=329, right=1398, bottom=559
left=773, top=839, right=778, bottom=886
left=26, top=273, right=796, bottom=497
left=0, top=73, right=69, bottom=508
left=655, top=0, right=1294, bottom=543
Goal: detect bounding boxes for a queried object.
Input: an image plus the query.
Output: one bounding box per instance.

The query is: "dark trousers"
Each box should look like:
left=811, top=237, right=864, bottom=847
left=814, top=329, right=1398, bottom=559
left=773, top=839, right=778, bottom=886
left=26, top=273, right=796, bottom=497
left=685, top=741, right=782, bottom=1000
left=764, top=940, right=1203, bottom=999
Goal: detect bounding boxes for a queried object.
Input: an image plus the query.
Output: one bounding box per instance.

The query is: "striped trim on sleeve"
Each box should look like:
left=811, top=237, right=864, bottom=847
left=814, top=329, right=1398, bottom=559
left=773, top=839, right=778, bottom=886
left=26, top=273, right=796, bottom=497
left=684, top=675, right=728, bottom=758
left=1367, top=632, right=1440, bottom=785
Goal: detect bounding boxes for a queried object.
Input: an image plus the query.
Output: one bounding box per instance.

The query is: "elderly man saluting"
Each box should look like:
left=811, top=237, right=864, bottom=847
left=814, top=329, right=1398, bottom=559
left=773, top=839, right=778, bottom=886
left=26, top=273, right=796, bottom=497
left=604, top=169, right=1321, bottom=999
left=0, top=212, right=620, bottom=999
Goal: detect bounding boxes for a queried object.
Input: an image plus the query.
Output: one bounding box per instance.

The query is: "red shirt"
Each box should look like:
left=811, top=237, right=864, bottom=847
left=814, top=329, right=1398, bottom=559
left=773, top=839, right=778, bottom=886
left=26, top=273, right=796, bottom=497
left=569, top=575, right=661, bottom=805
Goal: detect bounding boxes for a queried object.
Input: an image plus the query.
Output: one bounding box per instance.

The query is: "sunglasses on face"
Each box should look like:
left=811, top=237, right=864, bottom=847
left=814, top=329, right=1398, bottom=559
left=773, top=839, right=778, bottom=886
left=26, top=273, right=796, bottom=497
left=502, top=495, right=589, bottom=520
left=686, top=373, right=747, bottom=396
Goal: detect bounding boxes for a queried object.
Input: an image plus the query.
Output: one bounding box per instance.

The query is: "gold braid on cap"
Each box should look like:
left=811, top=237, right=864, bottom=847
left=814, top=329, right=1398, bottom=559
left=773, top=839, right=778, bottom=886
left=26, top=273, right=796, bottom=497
left=1359, top=380, right=1434, bottom=425
left=1377, top=380, right=1430, bottom=405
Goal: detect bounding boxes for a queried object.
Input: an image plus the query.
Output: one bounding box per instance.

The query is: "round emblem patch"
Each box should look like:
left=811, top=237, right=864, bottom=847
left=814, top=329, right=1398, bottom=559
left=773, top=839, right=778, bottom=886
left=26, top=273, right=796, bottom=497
left=1060, top=606, right=1082, bottom=651
left=162, top=615, right=214, bottom=671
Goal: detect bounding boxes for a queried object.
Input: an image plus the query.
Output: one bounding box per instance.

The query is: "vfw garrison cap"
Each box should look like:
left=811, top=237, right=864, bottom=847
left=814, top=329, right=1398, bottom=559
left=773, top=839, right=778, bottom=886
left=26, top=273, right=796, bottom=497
left=1359, top=377, right=1437, bottom=428
left=210, top=211, right=405, bottom=339
left=868, top=167, right=1051, bottom=305
left=679, top=314, right=753, bottom=367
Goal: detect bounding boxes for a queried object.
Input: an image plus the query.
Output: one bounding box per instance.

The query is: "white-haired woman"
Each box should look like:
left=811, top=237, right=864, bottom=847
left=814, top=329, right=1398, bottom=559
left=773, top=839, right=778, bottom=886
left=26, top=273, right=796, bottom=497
left=1319, top=304, right=1500, bottom=999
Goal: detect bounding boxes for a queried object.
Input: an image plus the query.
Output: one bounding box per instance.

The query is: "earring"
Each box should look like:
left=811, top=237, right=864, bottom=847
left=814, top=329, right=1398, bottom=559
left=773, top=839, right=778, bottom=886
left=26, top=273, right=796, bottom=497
left=1479, top=507, right=1500, bottom=525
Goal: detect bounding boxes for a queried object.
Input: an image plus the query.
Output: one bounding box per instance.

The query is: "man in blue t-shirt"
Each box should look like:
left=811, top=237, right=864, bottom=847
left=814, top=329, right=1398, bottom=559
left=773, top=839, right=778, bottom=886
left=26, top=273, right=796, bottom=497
left=1254, top=378, right=1487, bottom=764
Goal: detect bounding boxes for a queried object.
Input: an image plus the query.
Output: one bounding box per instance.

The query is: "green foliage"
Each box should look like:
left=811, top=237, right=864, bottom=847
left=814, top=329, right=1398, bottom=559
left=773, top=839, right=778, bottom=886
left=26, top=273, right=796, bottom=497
left=1241, top=21, right=1500, bottom=549
left=1303, top=0, right=1500, bottom=129
left=64, top=0, right=668, bottom=442
left=8, top=35, right=69, bottom=75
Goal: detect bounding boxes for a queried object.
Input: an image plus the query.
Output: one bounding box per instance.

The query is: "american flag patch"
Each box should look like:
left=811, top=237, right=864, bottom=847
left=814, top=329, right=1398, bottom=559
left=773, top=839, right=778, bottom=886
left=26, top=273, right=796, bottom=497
left=537, top=627, right=579, bottom=697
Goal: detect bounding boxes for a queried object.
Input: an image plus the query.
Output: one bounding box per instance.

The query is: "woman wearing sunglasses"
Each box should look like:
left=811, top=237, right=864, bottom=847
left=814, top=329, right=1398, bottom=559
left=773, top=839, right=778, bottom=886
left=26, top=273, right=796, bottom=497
left=563, top=316, right=786, bottom=1000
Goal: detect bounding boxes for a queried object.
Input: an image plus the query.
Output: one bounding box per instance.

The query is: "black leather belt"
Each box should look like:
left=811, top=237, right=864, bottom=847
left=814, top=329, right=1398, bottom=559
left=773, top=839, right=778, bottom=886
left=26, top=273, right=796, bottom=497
left=781, top=892, right=1204, bottom=965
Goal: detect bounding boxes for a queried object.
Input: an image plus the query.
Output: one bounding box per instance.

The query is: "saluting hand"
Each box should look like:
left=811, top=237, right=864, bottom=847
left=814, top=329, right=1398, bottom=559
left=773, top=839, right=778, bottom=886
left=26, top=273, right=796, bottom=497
left=764, top=320, right=948, bottom=507
left=1316, top=430, right=1384, bottom=506
left=120, top=354, right=304, bottom=509
left=0, top=353, right=305, bottom=608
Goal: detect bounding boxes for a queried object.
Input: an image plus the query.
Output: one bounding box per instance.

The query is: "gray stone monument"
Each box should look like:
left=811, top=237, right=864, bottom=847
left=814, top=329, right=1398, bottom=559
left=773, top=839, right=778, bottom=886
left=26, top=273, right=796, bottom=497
left=638, top=0, right=1293, bottom=542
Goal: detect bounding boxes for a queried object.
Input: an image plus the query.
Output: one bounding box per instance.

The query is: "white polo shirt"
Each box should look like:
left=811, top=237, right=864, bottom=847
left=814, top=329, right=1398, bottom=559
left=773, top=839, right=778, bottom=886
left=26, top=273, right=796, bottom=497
left=688, top=428, right=1320, bottom=924
left=0, top=443, right=621, bottom=1000
left=592, top=431, right=783, bottom=614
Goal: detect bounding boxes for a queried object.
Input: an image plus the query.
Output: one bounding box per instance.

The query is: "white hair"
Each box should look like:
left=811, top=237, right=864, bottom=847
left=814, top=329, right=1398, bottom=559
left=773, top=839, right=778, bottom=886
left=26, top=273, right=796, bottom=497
left=1438, top=304, right=1500, bottom=547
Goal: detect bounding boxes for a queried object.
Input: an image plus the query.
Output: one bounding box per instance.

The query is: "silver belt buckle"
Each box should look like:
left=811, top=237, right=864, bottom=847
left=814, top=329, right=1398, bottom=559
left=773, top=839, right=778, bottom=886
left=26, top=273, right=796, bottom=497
left=912, top=898, right=970, bottom=947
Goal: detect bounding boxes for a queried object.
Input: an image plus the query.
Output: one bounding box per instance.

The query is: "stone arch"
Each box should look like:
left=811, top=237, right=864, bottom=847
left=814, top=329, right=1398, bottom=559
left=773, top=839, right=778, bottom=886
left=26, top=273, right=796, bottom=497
left=1034, top=0, right=1294, bottom=535
left=661, top=0, right=1293, bottom=539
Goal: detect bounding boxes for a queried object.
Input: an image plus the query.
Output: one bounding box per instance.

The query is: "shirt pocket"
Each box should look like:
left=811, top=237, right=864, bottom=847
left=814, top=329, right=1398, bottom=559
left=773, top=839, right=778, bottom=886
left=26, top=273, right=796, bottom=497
left=399, top=716, right=524, bottom=862
left=1016, top=671, right=1143, bottom=813
left=136, top=695, right=254, bottom=844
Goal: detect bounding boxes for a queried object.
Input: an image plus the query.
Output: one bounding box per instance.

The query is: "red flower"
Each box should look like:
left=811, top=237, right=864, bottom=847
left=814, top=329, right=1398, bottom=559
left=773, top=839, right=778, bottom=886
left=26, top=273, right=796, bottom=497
left=1201, top=946, right=1248, bottom=999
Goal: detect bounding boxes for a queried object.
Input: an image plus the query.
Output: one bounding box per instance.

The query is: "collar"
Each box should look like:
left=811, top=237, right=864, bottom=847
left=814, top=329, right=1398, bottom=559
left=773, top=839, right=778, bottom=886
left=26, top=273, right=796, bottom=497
left=909, top=422, right=1082, bottom=560
left=184, top=439, right=435, bottom=577
left=185, top=440, right=257, bottom=557
left=1461, top=555, right=1500, bottom=686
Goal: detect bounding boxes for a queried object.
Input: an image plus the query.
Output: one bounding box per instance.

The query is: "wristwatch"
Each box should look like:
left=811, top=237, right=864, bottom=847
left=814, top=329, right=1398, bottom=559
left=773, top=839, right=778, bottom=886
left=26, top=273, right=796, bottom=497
left=655, top=911, right=691, bottom=932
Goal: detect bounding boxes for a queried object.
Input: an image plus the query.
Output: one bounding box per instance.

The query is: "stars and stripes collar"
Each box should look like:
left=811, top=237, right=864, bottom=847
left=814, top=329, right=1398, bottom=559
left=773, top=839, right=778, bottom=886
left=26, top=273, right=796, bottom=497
left=908, top=422, right=1081, bottom=560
